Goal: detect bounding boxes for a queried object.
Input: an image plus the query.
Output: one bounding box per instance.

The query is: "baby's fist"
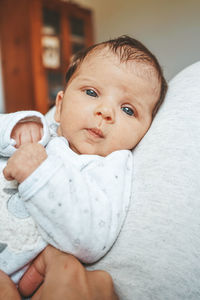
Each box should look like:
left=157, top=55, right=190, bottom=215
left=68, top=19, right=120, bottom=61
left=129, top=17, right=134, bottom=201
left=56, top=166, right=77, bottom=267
left=3, top=143, right=47, bottom=183
left=11, top=121, right=43, bottom=148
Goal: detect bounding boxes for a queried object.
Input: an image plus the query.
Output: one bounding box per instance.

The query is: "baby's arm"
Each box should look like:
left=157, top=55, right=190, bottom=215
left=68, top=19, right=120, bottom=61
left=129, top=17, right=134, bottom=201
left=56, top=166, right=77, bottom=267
left=0, top=111, right=50, bottom=157
left=17, top=137, right=133, bottom=263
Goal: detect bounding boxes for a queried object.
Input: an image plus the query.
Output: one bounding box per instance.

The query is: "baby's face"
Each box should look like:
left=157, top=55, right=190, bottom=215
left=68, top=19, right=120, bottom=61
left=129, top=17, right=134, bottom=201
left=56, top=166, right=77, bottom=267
left=55, top=49, right=160, bottom=156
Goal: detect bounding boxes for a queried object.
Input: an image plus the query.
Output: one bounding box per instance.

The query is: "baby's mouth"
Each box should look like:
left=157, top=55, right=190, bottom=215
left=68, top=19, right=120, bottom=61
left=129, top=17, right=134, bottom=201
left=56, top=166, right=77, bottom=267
left=87, top=128, right=104, bottom=138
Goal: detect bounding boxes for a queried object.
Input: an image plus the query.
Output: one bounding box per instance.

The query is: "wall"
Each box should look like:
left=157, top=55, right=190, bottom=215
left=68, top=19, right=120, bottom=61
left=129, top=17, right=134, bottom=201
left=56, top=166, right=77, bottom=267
left=76, top=0, right=200, bottom=80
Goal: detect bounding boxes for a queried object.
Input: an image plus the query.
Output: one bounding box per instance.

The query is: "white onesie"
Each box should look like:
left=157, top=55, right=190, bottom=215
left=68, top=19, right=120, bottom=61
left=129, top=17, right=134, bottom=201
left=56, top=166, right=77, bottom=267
left=0, top=111, right=133, bottom=283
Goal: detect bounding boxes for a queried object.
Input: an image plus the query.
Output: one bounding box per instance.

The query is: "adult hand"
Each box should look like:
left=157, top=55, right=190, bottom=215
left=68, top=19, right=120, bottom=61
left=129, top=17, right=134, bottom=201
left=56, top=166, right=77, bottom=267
left=3, top=143, right=47, bottom=183
left=19, top=245, right=118, bottom=300
left=0, top=270, right=21, bottom=299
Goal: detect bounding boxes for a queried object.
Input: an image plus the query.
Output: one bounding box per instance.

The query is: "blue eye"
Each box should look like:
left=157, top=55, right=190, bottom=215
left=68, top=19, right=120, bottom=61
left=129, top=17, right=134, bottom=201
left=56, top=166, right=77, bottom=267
left=121, top=106, right=134, bottom=116
left=85, top=89, right=98, bottom=97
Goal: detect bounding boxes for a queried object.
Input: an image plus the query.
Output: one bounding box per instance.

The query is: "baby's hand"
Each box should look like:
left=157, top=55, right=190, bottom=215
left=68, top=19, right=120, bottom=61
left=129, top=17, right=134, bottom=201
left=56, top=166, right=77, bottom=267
left=11, top=121, right=43, bottom=148
left=3, top=143, right=47, bottom=183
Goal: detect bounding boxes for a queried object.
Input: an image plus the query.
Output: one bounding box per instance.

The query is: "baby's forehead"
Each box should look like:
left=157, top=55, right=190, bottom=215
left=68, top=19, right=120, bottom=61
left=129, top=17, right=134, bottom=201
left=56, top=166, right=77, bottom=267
left=81, top=46, right=114, bottom=65
left=83, top=46, right=158, bottom=77
left=85, top=47, right=160, bottom=87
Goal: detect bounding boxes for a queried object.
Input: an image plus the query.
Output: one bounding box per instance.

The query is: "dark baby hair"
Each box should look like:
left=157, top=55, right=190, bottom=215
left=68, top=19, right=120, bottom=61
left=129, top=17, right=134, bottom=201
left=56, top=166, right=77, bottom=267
left=65, top=35, right=168, bottom=117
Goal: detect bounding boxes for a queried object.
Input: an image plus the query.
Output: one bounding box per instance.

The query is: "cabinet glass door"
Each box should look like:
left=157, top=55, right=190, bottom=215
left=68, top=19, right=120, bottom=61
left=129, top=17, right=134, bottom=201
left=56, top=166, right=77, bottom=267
left=69, top=16, right=86, bottom=54
left=42, top=8, right=63, bottom=107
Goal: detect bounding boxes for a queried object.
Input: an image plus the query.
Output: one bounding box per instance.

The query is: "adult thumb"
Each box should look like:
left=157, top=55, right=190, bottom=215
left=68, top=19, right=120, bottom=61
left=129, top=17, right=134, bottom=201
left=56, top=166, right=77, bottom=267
left=0, top=270, right=21, bottom=300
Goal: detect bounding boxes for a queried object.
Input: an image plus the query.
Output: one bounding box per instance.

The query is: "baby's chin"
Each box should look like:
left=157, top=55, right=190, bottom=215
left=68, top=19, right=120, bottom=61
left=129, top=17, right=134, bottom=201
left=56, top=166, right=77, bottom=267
left=69, top=143, right=109, bottom=157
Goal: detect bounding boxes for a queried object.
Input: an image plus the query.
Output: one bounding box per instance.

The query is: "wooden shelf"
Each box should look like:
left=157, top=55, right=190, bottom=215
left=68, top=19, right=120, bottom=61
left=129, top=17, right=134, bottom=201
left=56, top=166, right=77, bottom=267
left=0, top=0, right=93, bottom=114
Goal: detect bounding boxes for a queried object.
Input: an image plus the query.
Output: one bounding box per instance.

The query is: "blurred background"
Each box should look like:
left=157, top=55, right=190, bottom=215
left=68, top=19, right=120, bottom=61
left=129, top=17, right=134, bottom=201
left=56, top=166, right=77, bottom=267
left=0, top=0, right=200, bottom=113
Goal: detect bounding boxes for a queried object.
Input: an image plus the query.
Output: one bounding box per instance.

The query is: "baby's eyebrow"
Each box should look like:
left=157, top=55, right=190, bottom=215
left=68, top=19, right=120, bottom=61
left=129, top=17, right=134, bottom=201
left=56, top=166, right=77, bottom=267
left=123, top=91, right=146, bottom=113
left=130, top=98, right=143, bottom=111
left=122, top=88, right=141, bottom=103
left=77, top=76, right=97, bottom=83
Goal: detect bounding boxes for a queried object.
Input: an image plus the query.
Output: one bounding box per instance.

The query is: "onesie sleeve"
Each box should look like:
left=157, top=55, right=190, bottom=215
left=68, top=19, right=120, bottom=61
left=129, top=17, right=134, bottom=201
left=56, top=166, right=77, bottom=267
left=18, top=137, right=133, bottom=263
left=0, top=111, right=50, bottom=157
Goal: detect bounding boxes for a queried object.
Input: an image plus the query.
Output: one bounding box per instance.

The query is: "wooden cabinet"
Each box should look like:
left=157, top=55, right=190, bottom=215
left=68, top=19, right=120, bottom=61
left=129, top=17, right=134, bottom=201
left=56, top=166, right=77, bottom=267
left=0, top=0, right=93, bottom=113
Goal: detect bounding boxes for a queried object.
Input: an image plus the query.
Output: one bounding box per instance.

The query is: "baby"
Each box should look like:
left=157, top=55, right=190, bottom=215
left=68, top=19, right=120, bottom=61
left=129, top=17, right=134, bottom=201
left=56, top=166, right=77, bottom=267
left=0, top=35, right=167, bottom=283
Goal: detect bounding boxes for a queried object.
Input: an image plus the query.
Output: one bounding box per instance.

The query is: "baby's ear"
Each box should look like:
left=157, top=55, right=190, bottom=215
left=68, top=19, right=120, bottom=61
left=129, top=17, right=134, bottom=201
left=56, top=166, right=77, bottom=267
left=54, top=91, right=64, bottom=122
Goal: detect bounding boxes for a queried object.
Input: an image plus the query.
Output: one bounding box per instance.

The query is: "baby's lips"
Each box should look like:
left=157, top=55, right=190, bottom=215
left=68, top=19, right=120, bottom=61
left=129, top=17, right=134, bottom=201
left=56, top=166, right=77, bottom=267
left=88, top=128, right=104, bottom=138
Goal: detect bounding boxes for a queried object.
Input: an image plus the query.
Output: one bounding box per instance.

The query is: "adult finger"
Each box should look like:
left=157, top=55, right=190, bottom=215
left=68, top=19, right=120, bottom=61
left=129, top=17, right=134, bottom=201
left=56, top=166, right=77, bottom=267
left=19, top=245, right=118, bottom=300
left=30, top=285, right=43, bottom=300
left=19, top=246, right=87, bottom=299
left=19, top=246, right=62, bottom=297
left=18, top=254, right=45, bottom=297
left=87, top=270, right=119, bottom=300
left=0, top=270, right=21, bottom=300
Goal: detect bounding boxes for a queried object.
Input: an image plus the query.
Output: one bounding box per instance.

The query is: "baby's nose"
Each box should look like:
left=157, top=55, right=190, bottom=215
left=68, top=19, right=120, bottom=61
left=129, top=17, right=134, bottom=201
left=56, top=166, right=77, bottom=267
left=95, top=105, right=115, bottom=123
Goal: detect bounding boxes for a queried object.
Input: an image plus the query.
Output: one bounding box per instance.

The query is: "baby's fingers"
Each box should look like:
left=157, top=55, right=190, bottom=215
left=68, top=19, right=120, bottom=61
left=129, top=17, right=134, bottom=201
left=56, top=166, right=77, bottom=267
left=18, top=130, right=33, bottom=147
left=31, top=124, right=43, bottom=143
left=11, top=122, right=43, bottom=148
left=11, top=124, right=31, bottom=148
left=3, top=165, right=14, bottom=181
left=11, top=130, right=20, bottom=148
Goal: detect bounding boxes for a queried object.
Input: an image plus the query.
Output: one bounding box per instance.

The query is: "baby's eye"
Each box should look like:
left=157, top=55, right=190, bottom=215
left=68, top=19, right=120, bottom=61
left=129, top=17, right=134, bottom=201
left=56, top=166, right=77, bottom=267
left=85, top=89, right=98, bottom=97
left=121, top=106, right=135, bottom=116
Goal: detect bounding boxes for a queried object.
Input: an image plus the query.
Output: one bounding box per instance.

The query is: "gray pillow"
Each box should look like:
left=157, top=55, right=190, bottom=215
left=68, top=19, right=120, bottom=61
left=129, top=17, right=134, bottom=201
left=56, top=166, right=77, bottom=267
left=88, top=61, right=200, bottom=299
